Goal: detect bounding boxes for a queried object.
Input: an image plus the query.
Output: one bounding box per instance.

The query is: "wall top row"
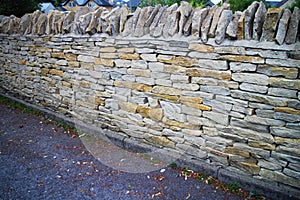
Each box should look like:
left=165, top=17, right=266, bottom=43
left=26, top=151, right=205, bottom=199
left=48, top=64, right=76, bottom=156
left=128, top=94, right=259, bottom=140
left=0, top=1, right=299, bottom=45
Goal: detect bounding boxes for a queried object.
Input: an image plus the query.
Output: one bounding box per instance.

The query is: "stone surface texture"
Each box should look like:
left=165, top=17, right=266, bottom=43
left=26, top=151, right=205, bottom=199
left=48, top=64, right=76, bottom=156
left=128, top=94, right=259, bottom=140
left=0, top=2, right=299, bottom=199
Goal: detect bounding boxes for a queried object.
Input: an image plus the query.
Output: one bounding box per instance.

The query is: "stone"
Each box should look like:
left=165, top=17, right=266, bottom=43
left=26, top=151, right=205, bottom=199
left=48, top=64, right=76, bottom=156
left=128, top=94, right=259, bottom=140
left=226, top=11, right=242, bottom=39
left=160, top=101, right=185, bottom=122
left=231, top=90, right=288, bottom=107
left=230, top=62, right=256, bottom=72
left=240, top=83, right=268, bottom=94
left=266, top=58, right=300, bottom=68
left=260, top=169, right=299, bottom=188
left=177, top=143, right=207, bottom=158
left=144, top=5, right=160, bottom=34
left=188, top=43, right=214, bottom=53
left=257, top=65, right=298, bottom=79
left=215, top=10, right=232, bottom=44
left=237, top=11, right=246, bottom=39
left=268, top=88, right=297, bottom=98
left=274, top=107, right=300, bottom=116
left=274, top=112, right=300, bottom=122
left=269, top=77, right=300, bottom=90
left=285, top=7, right=300, bottom=44
left=119, top=6, right=129, bottom=33
left=201, top=86, right=230, bottom=96
left=86, top=7, right=103, bottom=35
left=203, top=111, right=229, bottom=126
left=244, top=1, right=260, bottom=39
left=183, top=10, right=194, bottom=36
left=178, top=1, right=192, bottom=35
left=245, top=115, right=285, bottom=126
left=275, top=9, right=291, bottom=45
left=186, top=69, right=231, bottom=81
left=134, top=6, right=152, bottom=37
left=157, top=55, right=197, bottom=67
left=163, top=5, right=179, bottom=37
left=191, top=7, right=208, bottom=37
left=252, top=1, right=266, bottom=40
left=260, top=8, right=283, bottom=42
left=288, top=100, right=300, bottom=110
left=146, top=136, right=175, bottom=148
left=19, top=14, right=32, bottom=35
left=152, top=86, right=181, bottom=96
left=122, top=8, right=141, bottom=37
left=232, top=73, right=269, bottom=85
left=149, top=108, right=163, bottom=121
left=231, top=117, right=269, bottom=132
left=220, top=55, right=264, bottom=64
left=62, top=11, right=75, bottom=34
left=208, top=4, right=228, bottom=38
left=119, top=54, right=140, bottom=60
left=33, top=14, right=47, bottom=35
left=201, top=5, right=217, bottom=43
left=199, top=59, right=228, bottom=70
left=71, top=7, right=91, bottom=34
left=149, top=6, right=168, bottom=37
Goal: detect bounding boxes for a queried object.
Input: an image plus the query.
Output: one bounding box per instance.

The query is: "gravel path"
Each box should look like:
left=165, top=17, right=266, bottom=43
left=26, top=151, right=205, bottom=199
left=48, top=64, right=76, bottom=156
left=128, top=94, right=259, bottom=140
left=0, top=102, right=244, bottom=200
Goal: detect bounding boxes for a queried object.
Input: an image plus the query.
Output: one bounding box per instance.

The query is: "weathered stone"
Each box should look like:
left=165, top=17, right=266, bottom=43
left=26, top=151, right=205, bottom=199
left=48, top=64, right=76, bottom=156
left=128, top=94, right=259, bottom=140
left=160, top=101, right=185, bottom=122
left=244, top=1, right=259, bottom=39
left=275, top=9, right=291, bottom=45
left=152, top=86, right=181, bottom=96
left=268, top=88, right=297, bottom=98
left=183, top=10, right=194, bottom=36
left=147, top=136, right=175, bottom=148
left=119, top=6, right=129, bottom=33
left=252, top=1, right=266, bottom=40
left=157, top=55, right=197, bottom=67
left=149, top=6, right=168, bottom=37
left=188, top=43, right=214, bottom=53
left=231, top=90, right=288, bottom=106
left=19, top=14, right=32, bottom=34
left=226, top=11, right=242, bottom=38
left=203, top=111, right=229, bottom=126
left=62, top=11, right=75, bottom=34
left=269, top=77, right=300, bottom=90
left=178, top=1, right=192, bottom=35
left=274, top=112, right=300, bottom=122
left=86, top=7, right=103, bottom=35
left=192, top=7, right=208, bottom=37
left=257, top=65, right=298, bottom=79
left=209, top=4, right=229, bottom=38
left=71, top=7, right=91, bottom=34
left=232, top=73, right=269, bottom=85
left=285, top=7, right=300, bottom=44
left=163, top=5, right=179, bottom=37
left=119, top=54, right=140, bottom=60
left=245, top=115, right=285, bottom=126
left=288, top=100, right=300, bottom=110
left=33, top=14, right=47, bottom=35
left=231, top=117, right=269, bottom=132
left=149, top=108, right=163, bottom=121
left=240, top=83, right=268, bottom=94
left=187, top=69, right=231, bottom=80
left=201, top=5, right=217, bottom=43
left=237, top=11, right=246, bottom=39
left=144, top=5, right=160, bottom=34
left=275, top=107, right=300, bottom=116
left=215, top=10, right=232, bottom=44
left=134, top=6, right=152, bottom=37
left=198, top=59, right=228, bottom=70
left=220, top=55, right=264, bottom=64
left=201, top=85, right=230, bottom=96
left=260, top=8, right=283, bottom=42
left=266, top=58, right=300, bottom=68
left=122, top=8, right=141, bottom=37
left=230, top=62, right=256, bottom=72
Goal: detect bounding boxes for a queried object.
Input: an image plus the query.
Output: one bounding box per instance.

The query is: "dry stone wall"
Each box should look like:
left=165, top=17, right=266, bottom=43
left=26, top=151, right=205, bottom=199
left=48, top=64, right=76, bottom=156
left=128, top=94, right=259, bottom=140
left=0, top=1, right=300, bottom=199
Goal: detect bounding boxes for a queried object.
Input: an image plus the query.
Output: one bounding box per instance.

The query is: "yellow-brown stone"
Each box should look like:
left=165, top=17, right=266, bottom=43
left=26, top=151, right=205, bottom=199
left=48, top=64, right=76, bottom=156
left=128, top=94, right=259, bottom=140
left=19, top=59, right=26, bottom=65
left=186, top=69, right=231, bottom=80
left=152, top=86, right=181, bottom=96
left=94, top=58, right=114, bottom=67
left=237, top=11, right=245, bottom=40
left=95, top=97, right=105, bottom=106
left=180, top=96, right=202, bottom=104
left=131, top=83, right=152, bottom=92
left=163, top=118, right=200, bottom=130
left=182, top=101, right=212, bottom=111
left=220, top=55, right=264, bottom=64
left=119, top=53, right=140, bottom=60
left=68, top=61, right=80, bottom=68
left=248, top=140, right=276, bottom=150
left=41, top=68, right=49, bottom=76
left=100, top=53, right=118, bottom=59
left=118, top=101, right=138, bottom=113
left=137, top=106, right=150, bottom=118
left=225, top=146, right=250, bottom=157
left=151, top=94, right=179, bottom=102
left=188, top=43, right=214, bottom=53
left=100, top=47, right=116, bottom=52
left=49, top=69, right=63, bottom=77
left=274, top=107, right=300, bottom=115
left=117, top=48, right=135, bottom=53
left=146, top=136, right=175, bottom=148
left=157, top=55, right=198, bottom=67
left=65, top=54, right=77, bottom=61
left=149, top=108, right=163, bottom=121
left=79, top=81, right=91, bottom=88
left=51, top=52, right=65, bottom=59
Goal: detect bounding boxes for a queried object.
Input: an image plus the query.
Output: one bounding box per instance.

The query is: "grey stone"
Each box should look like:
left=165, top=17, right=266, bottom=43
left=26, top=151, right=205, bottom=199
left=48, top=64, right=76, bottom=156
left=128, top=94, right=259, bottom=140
left=268, top=88, right=297, bottom=98
left=255, top=109, right=275, bottom=118
left=149, top=6, right=167, bottom=37
left=231, top=90, right=288, bottom=107
left=230, top=62, right=256, bottom=72
left=285, top=7, right=300, bottom=44
left=160, top=101, right=185, bottom=122
left=33, top=13, right=47, bottom=35
left=288, top=100, right=300, bottom=110
left=232, top=73, right=269, bottom=85
left=226, top=11, right=242, bottom=39
left=200, top=85, right=230, bottom=96
left=144, top=5, right=160, bottom=34
left=208, top=4, right=229, bottom=38
left=245, top=115, right=285, bottom=126
left=260, top=8, right=283, bottom=42
left=275, top=9, right=291, bottom=45
left=198, top=59, right=228, bottom=70
left=134, top=6, right=152, bottom=37
left=201, top=5, right=217, bottom=43
left=271, top=127, right=300, bottom=139
left=244, top=1, right=259, bottom=40
left=274, top=112, right=300, bottom=122
left=183, top=10, right=194, bottom=36
left=286, top=123, right=300, bottom=130
left=71, top=7, right=91, bottom=34
left=240, top=83, right=268, bottom=94
left=192, top=7, right=208, bottom=37
left=176, top=143, right=207, bottom=158
left=215, top=10, right=232, bottom=44
left=163, top=6, right=179, bottom=37
left=283, top=168, right=300, bottom=180
left=19, top=14, right=32, bottom=34
left=182, top=105, right=202, bottom=116
left=204, top=99, right=232, bottom=114
left=62, top=11, right=75, bottom=34
left=252, top=1, right=266, bottom=40
left=231, top=117, right=269, bottom=132
left=119, top=6, right=129, bottom=33
left=86, top=8, right=103, bottom=35
left=122, top=8, right=140, bottom=37
left=257, top=65, right=298, bottom=79
left=203, top=111, right=229, bottom=126
left=178, top=1, right=192, bottom=35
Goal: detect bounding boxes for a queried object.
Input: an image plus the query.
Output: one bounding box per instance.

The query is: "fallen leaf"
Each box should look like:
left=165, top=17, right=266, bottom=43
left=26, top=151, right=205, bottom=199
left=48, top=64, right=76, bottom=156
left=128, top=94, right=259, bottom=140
left=186, top=193, right=191, bottom=199
left=156, top=175, right=164, bottom=181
